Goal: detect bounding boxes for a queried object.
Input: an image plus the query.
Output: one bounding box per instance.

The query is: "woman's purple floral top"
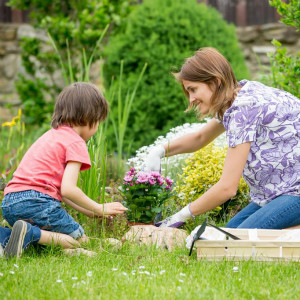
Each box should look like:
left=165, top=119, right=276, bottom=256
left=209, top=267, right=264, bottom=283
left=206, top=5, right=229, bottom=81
left=222, top=80, right=300, bottom=206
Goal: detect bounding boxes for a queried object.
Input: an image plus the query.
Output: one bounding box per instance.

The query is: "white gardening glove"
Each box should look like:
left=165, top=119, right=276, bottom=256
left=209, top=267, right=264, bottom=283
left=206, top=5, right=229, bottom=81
left=145, top=145, right=165, bottom=172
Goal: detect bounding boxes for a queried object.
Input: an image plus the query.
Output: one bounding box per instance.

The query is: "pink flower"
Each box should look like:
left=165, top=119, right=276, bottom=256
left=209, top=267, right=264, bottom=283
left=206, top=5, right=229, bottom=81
left=149, top=179, right=156, bottom=185
left=165, top=177, right=174, bottom=186
left=150, top=171, right=161, bottom=178
left=130, top=183, right=134, bottom=186
left=157, top=178, right=164, bottom=186
left=126, top=167, right=136, bottom=177
left=136, top=171, right=149, bottom=183
left=124, top=175, right=133, bottom=182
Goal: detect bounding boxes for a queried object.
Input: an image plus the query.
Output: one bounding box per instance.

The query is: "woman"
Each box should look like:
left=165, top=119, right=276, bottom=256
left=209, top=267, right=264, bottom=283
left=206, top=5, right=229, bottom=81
left=145, top=47, right=300, bottom=229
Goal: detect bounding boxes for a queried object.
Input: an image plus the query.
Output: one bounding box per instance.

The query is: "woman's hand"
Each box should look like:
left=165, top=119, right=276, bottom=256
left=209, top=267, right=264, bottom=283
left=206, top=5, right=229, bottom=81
left=145, top=145, right=165, bottom=172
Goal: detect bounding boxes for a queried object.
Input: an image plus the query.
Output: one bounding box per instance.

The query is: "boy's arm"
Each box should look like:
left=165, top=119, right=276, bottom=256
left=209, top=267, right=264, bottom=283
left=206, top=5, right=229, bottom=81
left=61, top=161, right=127, bottom=217
left=62, top=196, right=96, bottom=218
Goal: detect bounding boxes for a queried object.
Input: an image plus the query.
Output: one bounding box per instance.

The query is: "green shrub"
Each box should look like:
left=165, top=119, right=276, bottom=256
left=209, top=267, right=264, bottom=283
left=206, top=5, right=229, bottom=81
left=267, top=0, right=300, bottom=98
left=103, top=0, right=249, bottom=154
left=174, top=143, right=250, bottom=223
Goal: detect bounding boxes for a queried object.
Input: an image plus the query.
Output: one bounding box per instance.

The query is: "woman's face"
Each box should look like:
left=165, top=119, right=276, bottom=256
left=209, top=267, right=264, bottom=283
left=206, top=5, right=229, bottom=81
left=182, top=80, right=214, bottom=115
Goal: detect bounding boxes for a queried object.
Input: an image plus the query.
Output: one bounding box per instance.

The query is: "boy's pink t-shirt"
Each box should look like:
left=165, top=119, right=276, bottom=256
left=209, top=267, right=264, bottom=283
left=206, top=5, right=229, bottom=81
left=4, top=125, right=91, bottom=201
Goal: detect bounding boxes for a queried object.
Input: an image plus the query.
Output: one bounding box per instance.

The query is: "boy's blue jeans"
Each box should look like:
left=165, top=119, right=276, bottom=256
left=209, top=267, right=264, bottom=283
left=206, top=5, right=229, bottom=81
left=226, top=195, right=300, bottom=229
left=0, top=223, right=41, bottom=249
left=1, top=190, right=84, bottom=239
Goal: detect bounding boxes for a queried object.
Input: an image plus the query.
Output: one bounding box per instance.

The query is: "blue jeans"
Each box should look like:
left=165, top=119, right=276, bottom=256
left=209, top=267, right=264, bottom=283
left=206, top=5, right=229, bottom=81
left=226, top=195, right=300, bottom=229
left=1, top=190, right=84, bottom=239
left=0, top=223, right=41, bottom=249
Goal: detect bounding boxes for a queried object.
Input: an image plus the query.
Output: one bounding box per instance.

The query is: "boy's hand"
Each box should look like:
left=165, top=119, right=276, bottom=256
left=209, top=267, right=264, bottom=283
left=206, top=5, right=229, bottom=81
left=98, top=202, right=128, bottom=217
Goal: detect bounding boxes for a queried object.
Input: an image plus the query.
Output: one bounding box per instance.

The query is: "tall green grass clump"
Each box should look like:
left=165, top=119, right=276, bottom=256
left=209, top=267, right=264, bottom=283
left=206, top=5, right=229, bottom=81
left=103, top=0, right=249, bottom=154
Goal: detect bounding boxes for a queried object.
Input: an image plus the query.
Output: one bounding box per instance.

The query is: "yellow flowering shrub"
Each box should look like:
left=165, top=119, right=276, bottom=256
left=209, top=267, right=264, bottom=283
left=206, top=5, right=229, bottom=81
left=175, top=143, right=250, bottom=222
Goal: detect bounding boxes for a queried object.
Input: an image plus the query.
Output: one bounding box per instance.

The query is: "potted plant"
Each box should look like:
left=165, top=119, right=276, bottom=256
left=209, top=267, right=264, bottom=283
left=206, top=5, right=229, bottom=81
left=120, top=168, right=174, bottom=224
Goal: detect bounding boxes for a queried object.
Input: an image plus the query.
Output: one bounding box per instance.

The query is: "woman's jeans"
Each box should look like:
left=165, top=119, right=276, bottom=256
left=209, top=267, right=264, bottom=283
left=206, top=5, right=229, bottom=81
left=226, top=195, right=300, bottom=229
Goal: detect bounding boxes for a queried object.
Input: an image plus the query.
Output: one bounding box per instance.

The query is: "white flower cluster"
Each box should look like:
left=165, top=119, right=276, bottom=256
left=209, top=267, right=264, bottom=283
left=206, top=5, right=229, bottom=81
left=127, top=121, right=226, bottom=175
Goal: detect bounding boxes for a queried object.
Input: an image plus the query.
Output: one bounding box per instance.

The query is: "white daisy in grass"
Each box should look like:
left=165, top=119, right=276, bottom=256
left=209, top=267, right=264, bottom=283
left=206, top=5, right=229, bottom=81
left=233, top=266, right=239, bottom=272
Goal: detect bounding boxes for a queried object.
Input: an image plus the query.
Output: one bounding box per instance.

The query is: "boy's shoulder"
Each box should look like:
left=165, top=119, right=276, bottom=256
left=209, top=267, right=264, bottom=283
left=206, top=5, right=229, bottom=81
left=41, top=125, right=84, bottom=145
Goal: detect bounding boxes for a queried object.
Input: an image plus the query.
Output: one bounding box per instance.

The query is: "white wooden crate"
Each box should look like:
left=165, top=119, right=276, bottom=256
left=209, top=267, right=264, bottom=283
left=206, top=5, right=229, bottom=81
left=195, top=228, right=300, bottom=261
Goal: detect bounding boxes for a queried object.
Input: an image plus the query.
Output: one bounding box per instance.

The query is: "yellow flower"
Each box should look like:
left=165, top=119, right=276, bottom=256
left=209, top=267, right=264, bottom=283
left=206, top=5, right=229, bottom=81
left=12, top=109, right=22, bottom=122
left=2, top=120, right=16, bottom=127
left=175, top=142, right=250, bottom=221
left=2, top=110, right=21, bottom=127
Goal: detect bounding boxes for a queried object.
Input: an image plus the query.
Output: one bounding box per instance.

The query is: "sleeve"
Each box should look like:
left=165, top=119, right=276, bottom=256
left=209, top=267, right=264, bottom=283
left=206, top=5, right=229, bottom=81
left=223, top=104, right=262, bottom=148
left=65, top=141, right=91, bottom=171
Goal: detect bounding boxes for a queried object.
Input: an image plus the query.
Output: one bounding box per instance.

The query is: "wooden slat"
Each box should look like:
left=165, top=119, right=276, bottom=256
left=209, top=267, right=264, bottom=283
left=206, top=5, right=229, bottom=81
left=195, top=240, right=300, bottom=247
left=195, top=228, right=300, bottom=261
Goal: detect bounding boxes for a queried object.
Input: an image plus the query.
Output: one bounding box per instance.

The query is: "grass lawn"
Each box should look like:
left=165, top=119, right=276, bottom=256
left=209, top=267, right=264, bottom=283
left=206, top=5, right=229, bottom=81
left=0, top=240, right=299, bottom=300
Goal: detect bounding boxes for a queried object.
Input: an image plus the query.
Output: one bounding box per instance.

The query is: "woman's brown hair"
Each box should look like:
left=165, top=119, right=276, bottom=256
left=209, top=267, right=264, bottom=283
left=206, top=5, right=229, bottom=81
left=51, top=82, right=108, bottom=128
left=173, top=47, right=240, bottom=121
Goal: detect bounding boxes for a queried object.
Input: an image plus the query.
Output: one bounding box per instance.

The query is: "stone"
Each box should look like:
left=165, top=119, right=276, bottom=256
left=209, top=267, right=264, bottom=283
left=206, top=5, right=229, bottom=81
left=252, top=45, right=276, bottom=54
left=103, top=238, right=122, bottom=249
left=236, top=26, right=259, bottom=43
left=0, top=93, right=20, bottom=105
left=63, top=248, right=97, bottom=257
left=263, top=27, right=298, bottom=44
left=0, top=41, right=19, bottom=54
left=122, top=225, right=188, bottom=251
left=0, top=54, right=20, bottom=79
left=0, top=28, right=17, bottom=41
left=0, top=78, right=14, bottom=94
left=17, top=24, right=36, bottom=40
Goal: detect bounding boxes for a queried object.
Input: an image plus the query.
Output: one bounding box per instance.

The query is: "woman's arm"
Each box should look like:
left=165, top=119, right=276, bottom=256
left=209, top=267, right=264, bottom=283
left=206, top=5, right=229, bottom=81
left=164, top=118, right=225, bottom=157
left=145, top=118, right=225, bottom=171
left=190, top=142, right=251, bottom=215
left=61, top=162, right=127, bottom=217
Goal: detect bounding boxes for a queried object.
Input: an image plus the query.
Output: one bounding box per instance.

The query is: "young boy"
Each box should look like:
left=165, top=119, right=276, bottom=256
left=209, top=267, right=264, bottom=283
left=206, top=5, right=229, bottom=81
left=1, top=82, right=127, bottom=256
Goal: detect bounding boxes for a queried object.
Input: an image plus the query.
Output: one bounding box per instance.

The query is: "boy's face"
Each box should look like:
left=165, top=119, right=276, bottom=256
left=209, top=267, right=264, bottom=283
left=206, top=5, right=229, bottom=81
left=81, top=122, right=99, bottom=141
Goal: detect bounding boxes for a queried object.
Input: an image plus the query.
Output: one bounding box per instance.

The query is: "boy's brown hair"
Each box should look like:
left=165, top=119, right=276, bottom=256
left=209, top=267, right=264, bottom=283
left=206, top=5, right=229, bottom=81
left=173, top=47, right=240, bottom=121
left=51, top=82, right=108, bottom=128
